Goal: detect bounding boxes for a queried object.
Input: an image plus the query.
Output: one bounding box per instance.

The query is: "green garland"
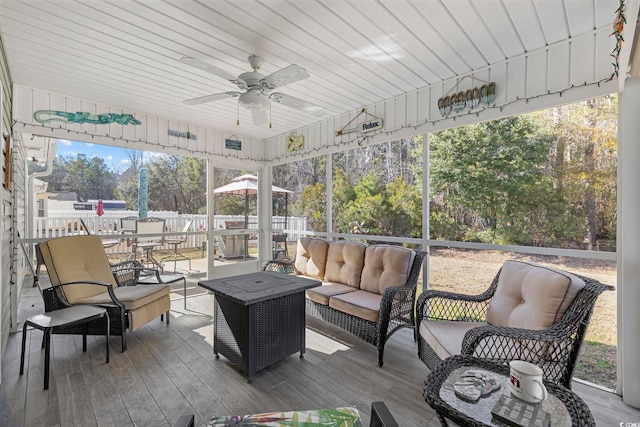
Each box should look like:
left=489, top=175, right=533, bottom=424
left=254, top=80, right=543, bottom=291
left=610, top=0, right=626, bottom=80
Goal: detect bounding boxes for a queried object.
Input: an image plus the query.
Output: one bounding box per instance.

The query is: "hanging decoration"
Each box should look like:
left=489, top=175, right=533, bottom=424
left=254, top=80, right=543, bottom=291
left=286, top=133, right=304, bottom=152
left=225, top=135, right=242, bottom=150
left=336, top=108, right=384, bottom=136
left=438, top=76, right=496, bottom=117
left=33, top=110, right=141, bottom=125
left=609, top=0, right=626, bottom=81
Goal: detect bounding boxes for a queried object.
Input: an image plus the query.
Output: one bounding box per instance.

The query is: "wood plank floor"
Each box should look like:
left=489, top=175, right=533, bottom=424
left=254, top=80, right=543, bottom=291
left=1, top=280, right=639, bottom=427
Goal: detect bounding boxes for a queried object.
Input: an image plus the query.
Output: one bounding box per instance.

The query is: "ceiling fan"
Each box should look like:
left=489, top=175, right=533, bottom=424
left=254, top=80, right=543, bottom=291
left=181, top=55, right=327, bottom=126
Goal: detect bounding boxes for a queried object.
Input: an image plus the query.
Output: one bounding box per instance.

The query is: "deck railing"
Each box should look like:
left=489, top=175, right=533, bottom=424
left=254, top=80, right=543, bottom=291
left=33, top=213, right=307, bottom=256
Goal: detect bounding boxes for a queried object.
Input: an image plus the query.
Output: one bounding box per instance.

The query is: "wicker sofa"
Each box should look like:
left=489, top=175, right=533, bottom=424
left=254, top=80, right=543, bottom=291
left=265, top=237, right=426, bottom=366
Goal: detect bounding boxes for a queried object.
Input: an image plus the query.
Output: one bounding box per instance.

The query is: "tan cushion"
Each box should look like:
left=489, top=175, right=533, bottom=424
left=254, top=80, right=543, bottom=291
left=324, top=241, right=366, bottom=288
left=360, top=245, right=415, bottom=295
left=38, top=235, right=118, bottom=303
left=329, top=290, right=381, bottom=322
left=129, top=295, right=171, bottom=332
left=486, top=260, right=586, bottom=329
left=294, top=238, right=329, bottom=279
left=419, top=320, right=485, bottom=360
left=306, top=282, right=358, bottom=305
left=76, top=284, right=170, bottom=311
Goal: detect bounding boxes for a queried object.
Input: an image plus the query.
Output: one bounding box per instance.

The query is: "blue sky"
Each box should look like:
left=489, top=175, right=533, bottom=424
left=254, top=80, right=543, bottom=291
left=57, top=139, right=131, bottom=172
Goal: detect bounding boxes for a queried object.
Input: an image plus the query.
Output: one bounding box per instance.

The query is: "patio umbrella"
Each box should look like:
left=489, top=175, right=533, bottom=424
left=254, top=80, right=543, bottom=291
left=213, top=174, right=292, bottom=224
left=213, top=174, right=292, bottom=258
left=96, top=199, right=104, bottom=216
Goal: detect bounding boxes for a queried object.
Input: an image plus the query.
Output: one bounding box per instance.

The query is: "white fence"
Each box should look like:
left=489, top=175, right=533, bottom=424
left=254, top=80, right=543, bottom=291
left=34, top=212, right=307, bottom=255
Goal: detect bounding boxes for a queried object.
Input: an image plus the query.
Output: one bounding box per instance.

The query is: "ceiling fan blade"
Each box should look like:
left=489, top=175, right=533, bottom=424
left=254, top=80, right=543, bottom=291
left=251, top=110, right=268, bottom=125
left=183, top=92, right=240, bottom=106
left=180, top=57, right=238, bottom=82
left=261, top=64, right=309, bottom=89
left=271, top=93, right=327, bottom=117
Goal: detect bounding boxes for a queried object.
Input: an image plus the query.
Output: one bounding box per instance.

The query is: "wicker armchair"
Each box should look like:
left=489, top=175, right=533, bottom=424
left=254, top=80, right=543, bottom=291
left=38, top=235, right=171, bottom=352
left=416, top=260, right=613, bottom=388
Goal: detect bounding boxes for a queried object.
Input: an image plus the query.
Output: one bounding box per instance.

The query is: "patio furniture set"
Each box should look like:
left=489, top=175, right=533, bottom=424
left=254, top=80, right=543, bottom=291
left=21, top=234, right=611, bottom=426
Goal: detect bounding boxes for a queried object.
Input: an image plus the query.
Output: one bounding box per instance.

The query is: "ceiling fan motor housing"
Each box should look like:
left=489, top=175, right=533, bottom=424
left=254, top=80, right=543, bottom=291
left=239, top=89, right=271, bottom=112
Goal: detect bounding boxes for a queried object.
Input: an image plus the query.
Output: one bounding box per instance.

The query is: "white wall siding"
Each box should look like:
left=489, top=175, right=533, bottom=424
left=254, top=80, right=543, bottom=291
left=265, top=27, right=618, bottom=165
left=11, top=85, right=266, bottom=166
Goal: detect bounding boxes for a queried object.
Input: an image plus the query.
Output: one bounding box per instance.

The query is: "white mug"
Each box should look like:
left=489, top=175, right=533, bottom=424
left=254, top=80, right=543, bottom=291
left=509, top=360, right=548, bottom=403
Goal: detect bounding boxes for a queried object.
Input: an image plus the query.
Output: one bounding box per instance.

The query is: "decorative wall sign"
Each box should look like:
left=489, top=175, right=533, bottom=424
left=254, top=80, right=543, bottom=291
left=225, top=138, right=242, bottom=150
left=286, top=134, right=304, bottom=152
left=33, top=110, right=141, bottom=125
left=168, top=129, right=197, bottom=140
left=336, top=108, right=384, bottom=136
left=437, top=78, right=496, bottom=117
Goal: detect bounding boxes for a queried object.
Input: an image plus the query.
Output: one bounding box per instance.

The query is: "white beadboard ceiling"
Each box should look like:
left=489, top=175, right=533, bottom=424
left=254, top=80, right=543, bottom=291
left=0, top=0, right=624, bottom=141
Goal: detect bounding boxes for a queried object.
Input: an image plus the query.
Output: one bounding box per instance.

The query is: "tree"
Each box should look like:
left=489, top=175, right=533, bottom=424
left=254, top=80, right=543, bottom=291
left=295, top=182, right=326, bottom=231
left=531, top=96, right=618, bottom=248
left=47, top=154, right=117, bottom=201
left=430, top=116, right=555, bottom=245
left=146, top=156, right=207, bottom=214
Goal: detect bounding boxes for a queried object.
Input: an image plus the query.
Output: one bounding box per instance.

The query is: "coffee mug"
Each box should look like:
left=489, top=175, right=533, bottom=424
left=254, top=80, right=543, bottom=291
left=509, top=360, right=548, bottom=403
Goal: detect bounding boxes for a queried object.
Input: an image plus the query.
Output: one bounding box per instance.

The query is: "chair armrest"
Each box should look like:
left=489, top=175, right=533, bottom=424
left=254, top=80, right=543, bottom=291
left=58, top=281, right=125, bottom=311
left=370, top=402, right=399, bottom=427
left=379, top=284, right=415, bottom=319
left=262, top=259, right=295, bottom=274
left=173, top=415, right=194, bottom=427
left=461, top=323, right=570, bottom=363
left=416, top=289, right=492, bottom=323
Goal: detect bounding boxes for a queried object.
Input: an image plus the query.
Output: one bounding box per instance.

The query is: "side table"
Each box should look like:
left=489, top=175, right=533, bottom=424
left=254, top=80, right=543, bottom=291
left=198, top=271, right=320, bottom=382
left=20, top=305, right=109, bottom=390
left=423, top=355, right=594, bottom=427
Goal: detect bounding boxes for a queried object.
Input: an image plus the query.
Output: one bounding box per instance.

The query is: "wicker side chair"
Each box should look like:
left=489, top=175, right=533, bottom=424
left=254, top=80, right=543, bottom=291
left=38, top=235, right=171, bottom=352
left=416, top=260, right=613, bottom=389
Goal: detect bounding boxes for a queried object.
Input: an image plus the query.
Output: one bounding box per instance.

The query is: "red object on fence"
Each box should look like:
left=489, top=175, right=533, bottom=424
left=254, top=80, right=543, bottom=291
left=96, top=199, right=104, bottom=216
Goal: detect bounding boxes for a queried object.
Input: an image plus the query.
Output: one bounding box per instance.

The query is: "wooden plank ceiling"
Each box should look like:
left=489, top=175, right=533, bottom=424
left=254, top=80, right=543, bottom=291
left=0, top=0, right=620, bottom=140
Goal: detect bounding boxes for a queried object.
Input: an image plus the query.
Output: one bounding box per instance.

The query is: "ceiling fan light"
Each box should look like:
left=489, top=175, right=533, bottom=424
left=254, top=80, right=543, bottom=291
left=239, top=89, right=270, bottom=112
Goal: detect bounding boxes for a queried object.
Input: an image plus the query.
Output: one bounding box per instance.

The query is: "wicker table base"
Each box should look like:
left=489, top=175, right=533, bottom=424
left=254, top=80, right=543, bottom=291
left=423, top=355, right=595, bottom=427
left=199, top=271, right=320, bottom=382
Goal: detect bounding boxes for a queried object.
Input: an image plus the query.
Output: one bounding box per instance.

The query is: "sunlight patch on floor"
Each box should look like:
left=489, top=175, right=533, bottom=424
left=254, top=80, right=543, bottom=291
left=305, top=327, right=350, bottom=354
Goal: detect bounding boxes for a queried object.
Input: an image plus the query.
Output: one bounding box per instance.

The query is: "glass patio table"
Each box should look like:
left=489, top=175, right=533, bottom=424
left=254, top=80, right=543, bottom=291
left=423, top=355, right=595, bottom=427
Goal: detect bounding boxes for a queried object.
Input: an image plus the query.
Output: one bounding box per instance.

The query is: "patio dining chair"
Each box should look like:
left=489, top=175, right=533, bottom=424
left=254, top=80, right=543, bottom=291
left=132, top=217, right=165, bottom=270
left=161, top=219, right=194, bottom=273
left=37, top=235, right=171, bottom=352
left=416, top=260, right=614, bottom=388
left=79, top=217, right=119, bottom=249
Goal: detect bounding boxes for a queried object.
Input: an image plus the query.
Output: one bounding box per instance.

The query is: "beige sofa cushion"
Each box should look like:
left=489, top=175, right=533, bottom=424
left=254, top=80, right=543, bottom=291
left=360, top=245, right=415, bottom=295
left=329, top=290, right=381, bottom=323
left=306, top=282, right=358, bottom=305
left=38, top=235, right=118, bottom=303
left=419, top=320, right=484, bottom=361
left=324, top=240, right=366, bottom=288
left=294, top=238, right=329, bottom=279
left=486, top=260, right=586, bottom=330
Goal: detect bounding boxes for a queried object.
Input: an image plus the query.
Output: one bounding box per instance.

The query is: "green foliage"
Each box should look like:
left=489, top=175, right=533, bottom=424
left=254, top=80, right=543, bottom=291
left=146, top=156, right=207, bottom=214
left=47, top=154, right=118, bottom=201
left=295, top=182, right=327, bottom=232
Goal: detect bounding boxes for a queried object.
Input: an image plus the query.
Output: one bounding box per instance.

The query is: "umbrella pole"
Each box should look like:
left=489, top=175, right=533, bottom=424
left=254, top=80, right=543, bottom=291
left=244, top=190, right=249, bottom=260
